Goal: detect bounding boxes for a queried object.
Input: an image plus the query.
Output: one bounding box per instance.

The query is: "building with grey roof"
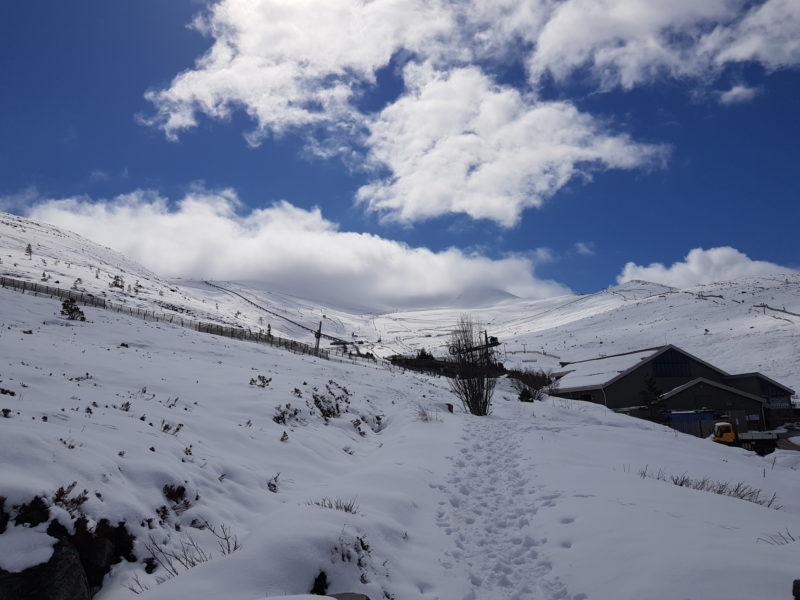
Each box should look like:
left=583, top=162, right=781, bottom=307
left=552, top=345, right=796, bottom=435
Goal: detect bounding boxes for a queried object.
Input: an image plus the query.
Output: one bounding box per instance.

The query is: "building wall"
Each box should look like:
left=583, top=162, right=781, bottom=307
left=724, top=375, right=792, bottom=408
left=662, top=382, right=764, bottom=431
left=602, top=348, right=726, bottom=409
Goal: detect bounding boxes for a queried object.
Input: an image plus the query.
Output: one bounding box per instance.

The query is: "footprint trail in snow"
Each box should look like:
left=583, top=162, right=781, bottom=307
left=434, top=405, right=573, bottom=600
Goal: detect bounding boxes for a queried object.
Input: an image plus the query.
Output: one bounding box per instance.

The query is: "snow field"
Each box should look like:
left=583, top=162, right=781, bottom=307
left=2, top=212, right=800, bottom=599
left=2, top=287, right=800, bottom=599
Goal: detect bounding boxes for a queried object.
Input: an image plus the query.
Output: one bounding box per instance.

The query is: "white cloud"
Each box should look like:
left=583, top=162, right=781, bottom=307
left=574, top=241, right=595, bottom=256
left=23, top=190, right=570, bottom=309
left=530, top=0, right=733, bottom=88
left=357, top=64, right=667, bottom=226
left=718, top=84, right=759, bottom=105
left=706, top=0, right=800, bottom=70
left=530, top=0, right=800, bottom=89
left=141, top=0, right=454, bottom=144
left=140, top=0, right=800, bottom=226
left=617, top=246, right=796, bottom=288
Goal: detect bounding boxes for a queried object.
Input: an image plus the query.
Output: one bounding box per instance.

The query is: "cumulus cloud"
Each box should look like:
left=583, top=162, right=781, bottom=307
left=617, top=246, right=796, bottom=288
left=706, top=0, right=800, bottom=70
left=718, top=84, right=759, bottom=105
left=530, top=0, right=800, bottom=89
left=357, top=64, right=667, bottom=226
left=530, top=0, right=733, bottom=88
left=23, top=189, right=569, bottom=309
left=141, top=0, right=453, bottom=144
left=574, top=241, right=595, bottom=256
left=140, top=0, right=800, bottom=225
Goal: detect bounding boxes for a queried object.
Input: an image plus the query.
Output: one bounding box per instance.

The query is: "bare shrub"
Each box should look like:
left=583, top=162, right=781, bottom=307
left=143, top=534, right=210, bottom=582
left=508, top=368, right=558, bottom=402
left=756, top=529, right=797, bottom=545
left=448, top=315, right=495, bottom=416
left=202, top=520, right=241, bottom=554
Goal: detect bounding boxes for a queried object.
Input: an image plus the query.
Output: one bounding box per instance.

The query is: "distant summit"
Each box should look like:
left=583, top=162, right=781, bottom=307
left=453, top=285, right=520, bottom=308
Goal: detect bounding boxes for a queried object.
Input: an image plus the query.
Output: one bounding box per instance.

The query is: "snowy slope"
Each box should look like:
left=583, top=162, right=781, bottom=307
left=215, top=275, right=800, bottom=397
left=3, top=211, right=798, bottom=393
left=2, top=288, right=800, bottom=600
left=2, top=212, right=800, bottom=599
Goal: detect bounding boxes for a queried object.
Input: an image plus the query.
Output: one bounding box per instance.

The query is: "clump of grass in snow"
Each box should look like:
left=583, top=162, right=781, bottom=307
left=307, top=497, right=359, bottom=514
left=638, top=465, right=781, bottom=509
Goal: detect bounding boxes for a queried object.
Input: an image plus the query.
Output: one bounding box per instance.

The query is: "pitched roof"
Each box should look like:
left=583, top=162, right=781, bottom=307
left=555, top=348, right=658, bottom=392
left=724, top=372, right=796, bottom=395
left=660, top=377, right=765, bottom=404
left=554, top=345, right=729, bottom=393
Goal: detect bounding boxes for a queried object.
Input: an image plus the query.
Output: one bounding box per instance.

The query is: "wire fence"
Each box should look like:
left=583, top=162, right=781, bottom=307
left=0, top=275, right=331, bottom=360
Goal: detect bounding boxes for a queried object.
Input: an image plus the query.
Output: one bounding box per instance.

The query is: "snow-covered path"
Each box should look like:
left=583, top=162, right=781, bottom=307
left=434, top=405, right=574, bottom=600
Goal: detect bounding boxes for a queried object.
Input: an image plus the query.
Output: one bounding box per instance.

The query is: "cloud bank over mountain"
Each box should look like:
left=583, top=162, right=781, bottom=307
left=24, top=190, right=569, bottom=309
left=617, top=246, right=796, bottom=288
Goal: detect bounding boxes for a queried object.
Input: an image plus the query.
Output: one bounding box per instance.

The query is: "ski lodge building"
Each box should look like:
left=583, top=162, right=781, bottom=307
left=552, top=345, right=796, bottom=436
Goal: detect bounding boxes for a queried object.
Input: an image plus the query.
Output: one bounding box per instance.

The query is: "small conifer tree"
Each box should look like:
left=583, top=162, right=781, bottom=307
left=61, top=298, right=86, bottom=321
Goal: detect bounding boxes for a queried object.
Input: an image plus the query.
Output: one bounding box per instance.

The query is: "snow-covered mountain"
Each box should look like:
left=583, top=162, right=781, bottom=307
left=1, top=212, right=800, bottom=600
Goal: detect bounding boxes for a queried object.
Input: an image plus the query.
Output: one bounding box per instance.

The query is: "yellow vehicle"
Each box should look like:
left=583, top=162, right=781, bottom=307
left=712, top=422, right=778, bottom=455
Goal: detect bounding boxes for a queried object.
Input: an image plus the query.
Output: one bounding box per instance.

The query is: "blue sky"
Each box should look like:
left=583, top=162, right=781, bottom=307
left=1, top=0, right=798, bottom=307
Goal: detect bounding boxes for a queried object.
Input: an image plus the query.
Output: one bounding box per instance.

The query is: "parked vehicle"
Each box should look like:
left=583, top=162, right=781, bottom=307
left=712, top=422, right=778, bottom=455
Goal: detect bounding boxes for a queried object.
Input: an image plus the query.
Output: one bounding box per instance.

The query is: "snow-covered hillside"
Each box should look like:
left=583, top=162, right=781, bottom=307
left=2, top=212, right=800, bottom=599
left=3, top=211, right=798, bottom=393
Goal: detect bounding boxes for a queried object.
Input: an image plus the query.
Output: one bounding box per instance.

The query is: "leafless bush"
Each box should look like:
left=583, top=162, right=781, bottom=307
left=448, top=315, right=495, bottom=416
left=143, top=534, right=211, bottom=582
left=122, top=573, right=149, bottom=595
left=508, top=368, right=559, bottom=402
left=202, top=520, right=241, bottom=554
left=756, top=529, right=797, bottom=545
left=638, top=466, right=781, bottom=509
left=307, top=496, right=360, bottom=514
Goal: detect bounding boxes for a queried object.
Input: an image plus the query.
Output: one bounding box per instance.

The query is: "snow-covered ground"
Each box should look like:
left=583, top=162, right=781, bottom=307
left=2, top=212, right=800, bottom=599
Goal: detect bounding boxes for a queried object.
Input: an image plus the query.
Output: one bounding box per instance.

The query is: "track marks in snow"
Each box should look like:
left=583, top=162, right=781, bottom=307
left=434, top=408, right=575, bottom=599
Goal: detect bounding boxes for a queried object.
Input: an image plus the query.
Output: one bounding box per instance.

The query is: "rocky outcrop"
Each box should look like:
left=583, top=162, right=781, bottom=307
left=0, top=539, right=89, bottom=600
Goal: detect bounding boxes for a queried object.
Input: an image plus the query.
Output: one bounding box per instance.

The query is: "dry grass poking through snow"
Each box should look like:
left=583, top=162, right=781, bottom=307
left=639, top=466, right=781, bottom=509
left=307, top=497, right=360, bottom=514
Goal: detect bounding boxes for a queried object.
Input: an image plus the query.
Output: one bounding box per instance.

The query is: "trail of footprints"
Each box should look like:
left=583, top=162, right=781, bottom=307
left=433, top=413, right=581, bottom=600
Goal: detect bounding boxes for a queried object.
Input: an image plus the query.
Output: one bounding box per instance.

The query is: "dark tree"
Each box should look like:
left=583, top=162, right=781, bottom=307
left=641, top=376, right=665, bottom=421
left=61, top=298, right=86, bottom=321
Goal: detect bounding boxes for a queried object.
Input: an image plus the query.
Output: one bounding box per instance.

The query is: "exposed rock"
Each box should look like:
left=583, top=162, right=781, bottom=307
left=0, top=539, right=89, bottom=600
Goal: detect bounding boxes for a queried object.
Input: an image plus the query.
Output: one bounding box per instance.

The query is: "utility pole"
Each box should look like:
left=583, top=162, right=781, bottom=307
left=314, top=321, right=322, bottom=356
